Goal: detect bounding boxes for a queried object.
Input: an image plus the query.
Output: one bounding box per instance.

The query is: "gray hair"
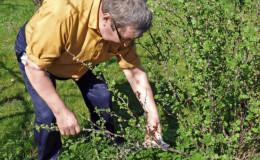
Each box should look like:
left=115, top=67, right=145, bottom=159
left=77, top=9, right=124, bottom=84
left=102, top=0, right=152, bottom=36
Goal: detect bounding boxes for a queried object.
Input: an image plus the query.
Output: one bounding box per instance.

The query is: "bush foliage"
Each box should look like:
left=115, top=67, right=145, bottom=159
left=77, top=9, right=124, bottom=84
left=138, top=0, right=259, bottom=159
left=59, top=0, right=260, bottom=159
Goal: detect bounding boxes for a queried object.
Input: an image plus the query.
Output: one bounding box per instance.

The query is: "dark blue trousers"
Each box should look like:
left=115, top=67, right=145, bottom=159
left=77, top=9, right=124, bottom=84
left=15, top=24, right=114, bottom=160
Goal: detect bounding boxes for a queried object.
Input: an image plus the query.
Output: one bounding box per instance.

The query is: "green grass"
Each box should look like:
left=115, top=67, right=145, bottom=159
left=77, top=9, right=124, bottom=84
left=0, top=0, right=37, bottom=158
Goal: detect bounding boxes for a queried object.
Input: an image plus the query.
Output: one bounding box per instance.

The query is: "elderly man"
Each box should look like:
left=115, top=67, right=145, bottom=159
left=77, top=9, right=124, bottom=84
left=15, top=0, right=162, bottom=159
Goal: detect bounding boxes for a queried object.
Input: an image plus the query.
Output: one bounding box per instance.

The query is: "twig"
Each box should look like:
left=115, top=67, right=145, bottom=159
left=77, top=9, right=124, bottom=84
left=77, top=112, right=124, bottom=138
left=117, top=95, right=136, bottom=120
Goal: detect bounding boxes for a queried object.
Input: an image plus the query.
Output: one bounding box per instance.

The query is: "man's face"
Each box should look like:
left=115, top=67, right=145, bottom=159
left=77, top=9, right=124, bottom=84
left=113, top=24, right=139, bottom=47
left=99, top=17, right=141, bottom=47
left=98, top=7, right=142, bottom=47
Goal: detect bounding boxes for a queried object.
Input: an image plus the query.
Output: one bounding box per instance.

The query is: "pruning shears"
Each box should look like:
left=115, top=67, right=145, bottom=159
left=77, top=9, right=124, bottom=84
left=145, top=133, right=170, bottom=151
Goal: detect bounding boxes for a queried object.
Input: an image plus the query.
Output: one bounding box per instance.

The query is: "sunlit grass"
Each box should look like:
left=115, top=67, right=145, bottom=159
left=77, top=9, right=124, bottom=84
left=0, top=1, right=36, bottom=158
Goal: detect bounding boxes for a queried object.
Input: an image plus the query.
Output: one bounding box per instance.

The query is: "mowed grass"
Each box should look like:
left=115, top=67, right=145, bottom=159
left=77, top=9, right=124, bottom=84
left=0, top=0, right=145, bottom=158
left=0, top=0, right=37, bottom=158
left=0, top=0, right=38, bottom=158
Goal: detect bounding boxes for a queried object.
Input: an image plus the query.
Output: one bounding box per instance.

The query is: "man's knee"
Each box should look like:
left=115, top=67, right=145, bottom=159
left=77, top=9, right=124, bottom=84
left=87, top=83, right=111, bottom=108
left=34, top=105, right=55, bottom=125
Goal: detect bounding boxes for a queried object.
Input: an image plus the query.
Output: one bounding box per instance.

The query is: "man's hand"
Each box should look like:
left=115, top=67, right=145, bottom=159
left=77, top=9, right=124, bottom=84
left=146, top=116, right=162, bottom=139
left=55, top=109, right=81, bottom=135
left=144, top=115, right=162, bottom=146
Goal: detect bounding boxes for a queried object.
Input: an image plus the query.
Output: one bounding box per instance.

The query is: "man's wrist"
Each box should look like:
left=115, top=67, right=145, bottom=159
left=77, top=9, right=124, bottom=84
left=147, top=111, right=159, bottom=119
left=51, top=104, right=69, bottom=116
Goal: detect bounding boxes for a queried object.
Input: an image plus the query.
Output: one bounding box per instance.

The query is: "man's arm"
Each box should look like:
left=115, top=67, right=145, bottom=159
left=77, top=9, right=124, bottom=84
left=123, top=66, right=162, bottom=139
left=25, top=59, right=81, bottom=135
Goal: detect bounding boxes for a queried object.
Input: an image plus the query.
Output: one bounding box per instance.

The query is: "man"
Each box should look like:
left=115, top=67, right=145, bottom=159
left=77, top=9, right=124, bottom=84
left=15, top=0, right=161, bottom=159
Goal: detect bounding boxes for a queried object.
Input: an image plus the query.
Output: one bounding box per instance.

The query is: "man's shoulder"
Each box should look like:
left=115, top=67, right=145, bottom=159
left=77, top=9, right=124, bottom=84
left=41, top=0, right=95, bottom=20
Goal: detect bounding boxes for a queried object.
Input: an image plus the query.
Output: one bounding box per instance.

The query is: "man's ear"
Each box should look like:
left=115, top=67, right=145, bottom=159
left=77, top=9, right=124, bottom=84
left=102, top=13, right=112, bottom=26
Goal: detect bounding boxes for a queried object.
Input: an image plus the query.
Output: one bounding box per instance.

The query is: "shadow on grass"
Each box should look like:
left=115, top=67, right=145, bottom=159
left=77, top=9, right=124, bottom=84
left=0, top=57, right=36, bottom=158
left=0, top=94, right=36, bottom=158
left=0, top=60, right=26, bottom=105
left=0, top=109, right=34, bottom=121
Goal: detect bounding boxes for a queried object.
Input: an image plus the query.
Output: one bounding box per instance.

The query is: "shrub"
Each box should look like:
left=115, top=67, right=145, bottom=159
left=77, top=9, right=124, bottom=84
left=137, top=0, right=259, bottom=159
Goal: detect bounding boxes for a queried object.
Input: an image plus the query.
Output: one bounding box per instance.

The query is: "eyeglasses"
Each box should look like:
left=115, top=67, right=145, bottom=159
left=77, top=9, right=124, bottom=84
left=113, top=21, right=134, bottom=42
left=112, top=20, right=143, bottom=43
left=114, top=22, right=123, bottom=41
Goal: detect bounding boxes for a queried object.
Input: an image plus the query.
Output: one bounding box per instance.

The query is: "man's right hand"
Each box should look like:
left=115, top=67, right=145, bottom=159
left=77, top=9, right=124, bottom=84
left=55, top=109, right=81, bottom=135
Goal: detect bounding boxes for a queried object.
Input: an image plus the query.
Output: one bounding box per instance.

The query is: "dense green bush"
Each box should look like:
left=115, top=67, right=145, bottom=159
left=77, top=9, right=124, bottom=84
left=137, top=0, right=259, bottom=159
left=56, top=0, right=260, bottom=159
left=57, top=0, right=259, bottom=159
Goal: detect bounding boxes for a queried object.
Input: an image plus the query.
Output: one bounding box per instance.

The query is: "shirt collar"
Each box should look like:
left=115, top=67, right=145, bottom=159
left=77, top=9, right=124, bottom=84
left=88, top=0, right=102, bottom=30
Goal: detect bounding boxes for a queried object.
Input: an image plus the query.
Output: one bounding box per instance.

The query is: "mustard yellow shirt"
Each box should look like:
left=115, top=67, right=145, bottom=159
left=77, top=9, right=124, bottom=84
left=25, top=0, right=141, bottom=79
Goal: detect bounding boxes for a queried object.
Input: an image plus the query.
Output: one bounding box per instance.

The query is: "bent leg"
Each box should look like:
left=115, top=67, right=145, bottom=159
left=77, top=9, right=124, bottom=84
left=75, top=70, right=114, bottom=133
left=17, top=55, right=61, bottom=160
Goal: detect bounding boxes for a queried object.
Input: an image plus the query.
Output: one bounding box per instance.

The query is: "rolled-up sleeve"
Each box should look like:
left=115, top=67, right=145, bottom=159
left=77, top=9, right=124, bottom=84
left=116, top=44, right=141, bottom=69
left=25, top=5, right=66, bottom=69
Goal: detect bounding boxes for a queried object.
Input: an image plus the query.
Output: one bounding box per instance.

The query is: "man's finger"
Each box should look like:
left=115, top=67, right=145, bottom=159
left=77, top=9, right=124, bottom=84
left=66, top=129, right=72, bottom=135
left=75, top=126, right=81, bottom=134
left=69, top=128, right=76, bottom=135
left=158, top=124, right=162, bottom=134
left=144, top=135, right=157, bottom=147
left=60, top=129, right=65, bottom=135
left=62, top=129, right=69, bottom=135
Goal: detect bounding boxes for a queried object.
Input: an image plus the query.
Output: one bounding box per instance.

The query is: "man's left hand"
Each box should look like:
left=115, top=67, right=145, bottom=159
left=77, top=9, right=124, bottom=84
left=144, top=116, right=162, bottom=146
